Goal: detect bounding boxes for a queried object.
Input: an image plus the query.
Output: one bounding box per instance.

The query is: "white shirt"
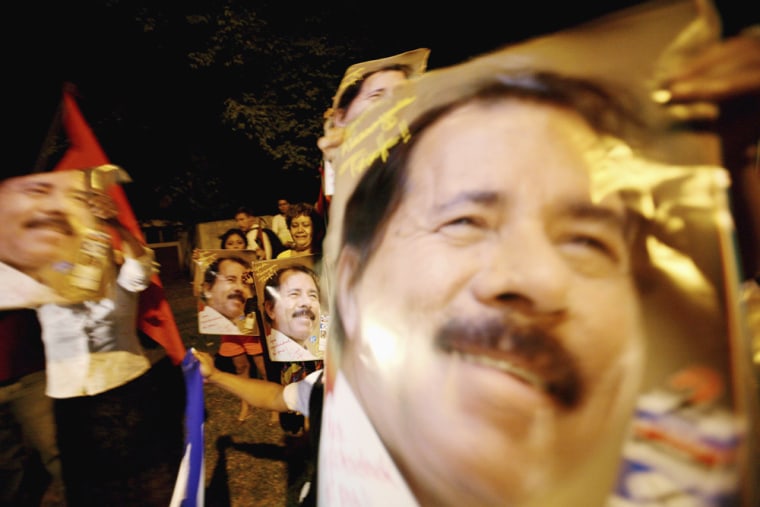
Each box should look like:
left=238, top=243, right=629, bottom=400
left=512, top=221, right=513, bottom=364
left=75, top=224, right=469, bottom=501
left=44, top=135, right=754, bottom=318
left=244, top=227, right=260, bottom=250
left=319, top=371, right=417, bottom=506
left=38, top=254, right=155, bottom=398
left=282, top=368, right=323, bottom=415
left=0, top=261, right=68, bottom=309
left=271, top=213, right=293, bottom=247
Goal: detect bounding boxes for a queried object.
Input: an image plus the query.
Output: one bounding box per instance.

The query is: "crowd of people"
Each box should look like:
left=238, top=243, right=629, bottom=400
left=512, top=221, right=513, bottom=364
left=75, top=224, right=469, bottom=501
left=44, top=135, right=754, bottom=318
left=3, top=1, right=759, bottom=506
left=193, top=196, right=327, bottom=429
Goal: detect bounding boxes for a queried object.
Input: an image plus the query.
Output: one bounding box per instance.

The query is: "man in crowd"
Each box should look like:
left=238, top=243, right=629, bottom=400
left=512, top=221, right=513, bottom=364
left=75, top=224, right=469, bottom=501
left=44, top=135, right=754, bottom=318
left=0, top=166, right=93, bottom=505
left=318, top=48, right=429, bottom=260
left=0, top=165, right=185, bottom=506
left=271, top=198, right=295, bottom=249
left=234, top=206, right=273, bottom=260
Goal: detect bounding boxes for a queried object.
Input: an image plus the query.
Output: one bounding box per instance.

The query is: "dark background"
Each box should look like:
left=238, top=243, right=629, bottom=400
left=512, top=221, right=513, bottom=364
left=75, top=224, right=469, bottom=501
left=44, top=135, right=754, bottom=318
left=8, top=0, right=749, bottom=223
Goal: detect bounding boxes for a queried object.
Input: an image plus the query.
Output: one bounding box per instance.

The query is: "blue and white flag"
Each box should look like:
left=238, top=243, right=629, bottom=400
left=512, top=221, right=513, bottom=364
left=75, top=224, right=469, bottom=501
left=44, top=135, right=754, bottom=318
left=170, top=350, right=206, bottom=506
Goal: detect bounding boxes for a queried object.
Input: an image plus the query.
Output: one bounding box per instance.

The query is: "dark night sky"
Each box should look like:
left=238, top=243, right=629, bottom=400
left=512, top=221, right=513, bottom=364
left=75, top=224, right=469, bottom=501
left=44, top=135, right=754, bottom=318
left=12, top=0, right=748, bottom=221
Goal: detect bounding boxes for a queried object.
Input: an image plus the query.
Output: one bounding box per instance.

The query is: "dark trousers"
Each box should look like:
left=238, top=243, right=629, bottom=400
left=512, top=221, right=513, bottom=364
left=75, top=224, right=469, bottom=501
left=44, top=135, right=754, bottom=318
left=55, top=357, right=186, bottom=507
left=0, top=371, right=60, bottom=507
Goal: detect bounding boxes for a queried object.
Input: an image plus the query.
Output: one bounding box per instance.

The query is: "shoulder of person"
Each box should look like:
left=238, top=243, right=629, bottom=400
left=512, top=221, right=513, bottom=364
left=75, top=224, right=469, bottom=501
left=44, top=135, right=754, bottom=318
left=262, top=228, right=286, bottom=257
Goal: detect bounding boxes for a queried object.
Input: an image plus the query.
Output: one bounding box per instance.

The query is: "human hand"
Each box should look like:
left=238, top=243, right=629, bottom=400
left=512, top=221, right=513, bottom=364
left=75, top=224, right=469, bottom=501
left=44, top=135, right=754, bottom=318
left=191, top=348, right=218, bottom=381
left=654, top=31, right=760, bottom=120
left=317, top=126, right=346, bottom=162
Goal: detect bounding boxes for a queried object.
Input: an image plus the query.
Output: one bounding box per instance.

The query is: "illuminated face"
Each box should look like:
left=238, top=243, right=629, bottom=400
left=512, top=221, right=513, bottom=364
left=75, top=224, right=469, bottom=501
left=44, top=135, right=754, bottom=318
left=234, top=212, right=257, bottom=233
left=0, top=170, right=92, bottom=274
left=337, top=99, right=644, bottom=506
left=265, top=270, right=320, bottom=343
left=337, top=69, right=408, bottom=126
left=223, top=234, right=246, bottom=250
left=204, top=258, right=252, bottom=320
left=289, top=214, right=313, bottom=252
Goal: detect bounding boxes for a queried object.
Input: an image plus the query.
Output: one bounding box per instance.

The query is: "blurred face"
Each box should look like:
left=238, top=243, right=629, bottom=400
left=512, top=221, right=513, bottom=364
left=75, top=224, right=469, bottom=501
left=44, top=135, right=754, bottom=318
left=234, top=212, right=257, bottom=233
left=337, top=69, right=408, bottom=127
left=289, top=214, right=313, bottom=252
left=0, top=171, right=92, bottom=274
left=265, top=270, right=320, bottom=343
left=223, top=234, right=246, bottom=250
left=277, top=200, right=290, bottom=215
left=204, top=259, right=252, bottom=320
left=337, top=99, right=644, bottom=506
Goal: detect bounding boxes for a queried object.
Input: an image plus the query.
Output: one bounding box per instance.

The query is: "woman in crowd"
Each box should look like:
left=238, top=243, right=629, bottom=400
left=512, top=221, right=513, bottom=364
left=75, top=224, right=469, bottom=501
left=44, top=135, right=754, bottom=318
left=276, top=203, right=325, bottom=259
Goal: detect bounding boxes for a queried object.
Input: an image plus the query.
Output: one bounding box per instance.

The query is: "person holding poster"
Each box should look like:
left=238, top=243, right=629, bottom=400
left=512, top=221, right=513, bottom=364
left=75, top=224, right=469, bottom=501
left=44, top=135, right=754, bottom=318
left=195, top=228, right=270, bottom=422
left=0, top=162, right=185, bottom=506
left=4, top=79, right=189, bottom=506
left=318, top=48, right=429, bottom=260
left=259, top=262, right=326, bottom=435
left=32, top=168, right=186, bottom=507
left=0, top=163, right=71, bottom=502
left=317, top=48, right=429, bottom=164
left=272, top=198, right=295, bottom=249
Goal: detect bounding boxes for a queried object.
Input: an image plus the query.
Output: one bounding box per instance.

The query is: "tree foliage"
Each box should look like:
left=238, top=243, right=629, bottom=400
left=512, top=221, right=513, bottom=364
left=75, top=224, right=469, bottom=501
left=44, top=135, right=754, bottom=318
left=64, top=1, right=379, bottom=220
left=179, top=1, right=368, bottom=172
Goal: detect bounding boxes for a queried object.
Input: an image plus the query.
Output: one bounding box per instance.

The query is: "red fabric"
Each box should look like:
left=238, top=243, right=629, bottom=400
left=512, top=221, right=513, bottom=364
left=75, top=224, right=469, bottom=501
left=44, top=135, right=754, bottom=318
left=218, top=334, right=263, bottom=357
left=53, top=84, right=186, bottom=365
left=315, top=162, right=331, bottom=217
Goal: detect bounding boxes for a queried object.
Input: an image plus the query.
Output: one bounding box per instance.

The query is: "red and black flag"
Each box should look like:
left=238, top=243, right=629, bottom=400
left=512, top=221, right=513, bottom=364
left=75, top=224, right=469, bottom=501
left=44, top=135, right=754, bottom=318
left=53, top=84, right=186, bottom=364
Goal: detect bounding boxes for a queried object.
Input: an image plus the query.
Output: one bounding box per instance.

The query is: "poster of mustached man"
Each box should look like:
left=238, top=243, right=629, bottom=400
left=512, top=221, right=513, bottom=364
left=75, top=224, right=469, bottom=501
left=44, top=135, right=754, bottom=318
left=0, top=167, right=126, bottom=309
left=250, top=256, right=328, bottom=386
left=195, top=249, right=259, bottom=336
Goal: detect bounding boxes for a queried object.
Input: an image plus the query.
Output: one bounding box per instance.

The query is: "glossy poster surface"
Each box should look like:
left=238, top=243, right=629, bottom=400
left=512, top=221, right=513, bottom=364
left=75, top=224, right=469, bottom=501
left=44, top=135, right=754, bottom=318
left=316, top=1, right=759, bottom=505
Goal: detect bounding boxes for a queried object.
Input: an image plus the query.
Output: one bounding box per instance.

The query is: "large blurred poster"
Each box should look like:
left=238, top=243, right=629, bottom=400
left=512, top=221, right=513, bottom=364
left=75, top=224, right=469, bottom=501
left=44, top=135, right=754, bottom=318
left=316, top=1, right=759, bottom=506
left=605, top=163, right=756, bottom=507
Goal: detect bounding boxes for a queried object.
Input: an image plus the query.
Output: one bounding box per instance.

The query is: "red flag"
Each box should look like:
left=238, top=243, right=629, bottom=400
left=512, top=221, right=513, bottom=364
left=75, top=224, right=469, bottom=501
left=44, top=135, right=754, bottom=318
left=315, top=162, right=331, bottom=218
left=54, top=83, right=187, bottom=364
